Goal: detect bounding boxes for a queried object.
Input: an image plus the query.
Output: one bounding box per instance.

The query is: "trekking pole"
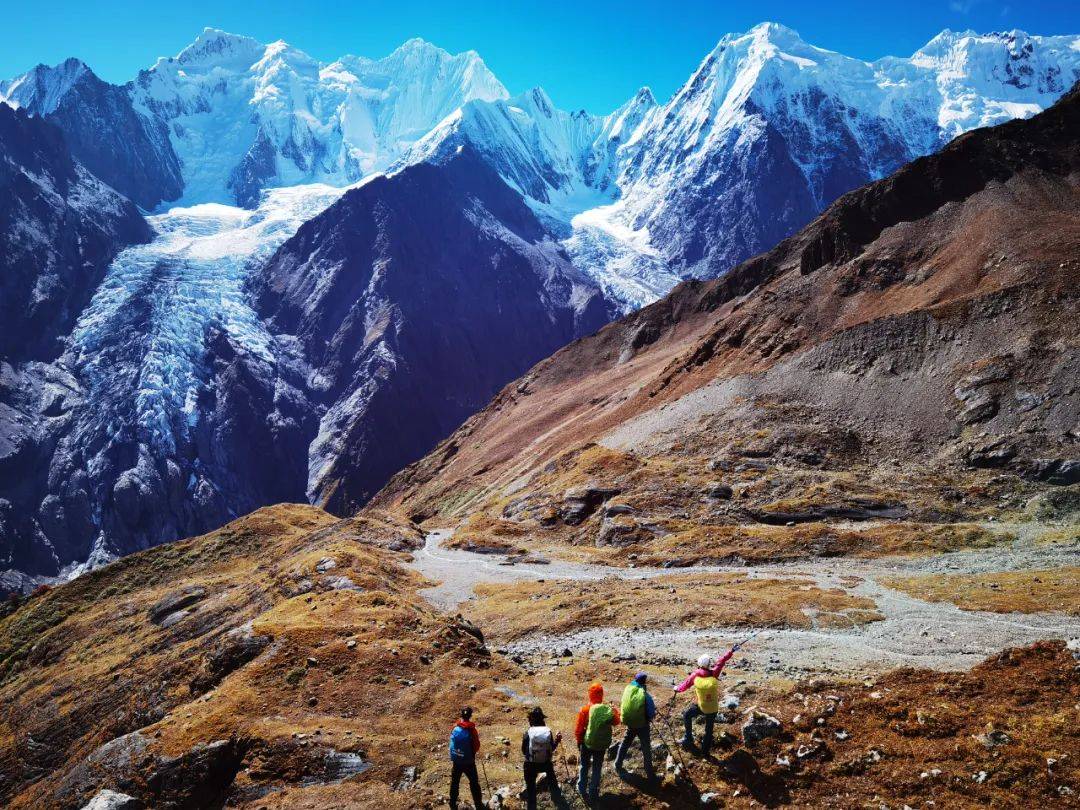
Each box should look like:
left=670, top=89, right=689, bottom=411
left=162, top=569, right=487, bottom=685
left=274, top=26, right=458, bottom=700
left=480, top=756, right=492, bottom=799
left=557, top=746, right=587, bottom=810
left=656, top=689, right=693, bottom=787
left=652, top=702, right=697, bottom=797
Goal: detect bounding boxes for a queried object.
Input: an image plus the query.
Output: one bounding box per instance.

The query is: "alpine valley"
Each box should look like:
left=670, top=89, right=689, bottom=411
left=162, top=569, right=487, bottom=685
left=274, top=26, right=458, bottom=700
left=1, top=24, right=1079, bottom=587
left=2, top=16, right=1080, bottom=810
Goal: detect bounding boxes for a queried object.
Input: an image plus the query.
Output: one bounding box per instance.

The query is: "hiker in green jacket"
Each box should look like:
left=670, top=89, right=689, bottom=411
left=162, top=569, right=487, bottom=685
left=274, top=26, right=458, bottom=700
left=574, top=682, right=620, bottom=802
left=614, top=671, right=658, bottom=781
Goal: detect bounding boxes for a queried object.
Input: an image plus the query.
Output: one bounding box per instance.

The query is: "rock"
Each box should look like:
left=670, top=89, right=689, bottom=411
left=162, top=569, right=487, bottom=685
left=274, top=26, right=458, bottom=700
left=735, top=460, right=768, bottom=473
left=148, top=587, right=206, bottom=624
left=1026, top=483, right=1080, bottom=521
left=965, top=438, right=1016, bottom=469
left=705, top=482, right=733, bottom=500
left=80, top=790, right=143, bottom=810
left=146, top=739, right=248, bottom=807
left=395, top=765, right=419, bottom=791
left=742, top=710, right=783, bottom=745
left=956, top=390, right=998, bottom=425
left=561, top=486, right=620, bottom=525
left=976, top=726, right=1012, bottom=748
left=190, top=628, right=271, bottom=694
left=596, top=515, right=647, bottom=546
left=1026, top=459, right=1080, bottom=486
left=700, top=792, right=721, bottom=806
left=315, top=557, right=336, bottom=572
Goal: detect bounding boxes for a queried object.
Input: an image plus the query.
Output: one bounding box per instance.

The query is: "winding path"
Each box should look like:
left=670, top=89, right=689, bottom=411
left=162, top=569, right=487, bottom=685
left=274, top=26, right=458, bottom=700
left=408, top=527, right=1080, bottom=676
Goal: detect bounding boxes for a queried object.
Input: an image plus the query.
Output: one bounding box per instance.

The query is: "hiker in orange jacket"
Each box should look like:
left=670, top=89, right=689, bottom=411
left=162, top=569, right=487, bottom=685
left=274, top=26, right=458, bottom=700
left=575, top=682, right=620, bottom=801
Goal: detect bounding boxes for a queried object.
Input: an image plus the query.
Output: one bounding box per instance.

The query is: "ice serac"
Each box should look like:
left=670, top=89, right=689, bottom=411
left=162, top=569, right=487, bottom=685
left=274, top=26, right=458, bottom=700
left=0, top=60, right=182, bottom=209
left=131, top=29, right=509, bottom=206
left=253, top=145, right=616, bottom=512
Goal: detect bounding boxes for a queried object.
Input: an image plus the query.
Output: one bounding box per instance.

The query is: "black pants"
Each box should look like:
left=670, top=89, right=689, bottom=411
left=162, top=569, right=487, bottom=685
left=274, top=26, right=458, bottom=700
left=524, top=760, right=560, bottom=810
left=449, top=759, right=483, bottom=809
left=682, top=704, right=717, bottom=753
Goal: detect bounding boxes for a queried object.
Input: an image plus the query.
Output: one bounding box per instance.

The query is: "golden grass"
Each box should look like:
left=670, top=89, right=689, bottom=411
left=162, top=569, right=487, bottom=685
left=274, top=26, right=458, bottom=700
left=883, top=567, right=1080, bottom=615
left=466, top=573, right=882, bottom=641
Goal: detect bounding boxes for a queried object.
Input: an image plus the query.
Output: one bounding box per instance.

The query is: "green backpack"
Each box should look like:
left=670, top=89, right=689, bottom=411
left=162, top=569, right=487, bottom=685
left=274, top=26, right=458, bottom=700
left=583, top=703, right=615, bottom=751
left=621, top=683, right=647, bottom=728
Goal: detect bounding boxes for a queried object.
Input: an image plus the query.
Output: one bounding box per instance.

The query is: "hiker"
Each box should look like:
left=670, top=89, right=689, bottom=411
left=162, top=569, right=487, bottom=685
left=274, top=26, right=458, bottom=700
left=521, top=706, right=563, bottom=810
left=575, top=682, right=620, bottom=802
left=674, top=649, right=734, bottom=755
left=615, top=671, right=657, bottom=781
left=448, top=706, right=484, bottom=810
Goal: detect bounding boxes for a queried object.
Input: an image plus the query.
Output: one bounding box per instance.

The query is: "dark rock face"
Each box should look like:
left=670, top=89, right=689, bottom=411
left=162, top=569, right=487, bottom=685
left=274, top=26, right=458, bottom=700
left=0, top=104, right=151, bottom=362
left=5, top=60, right=182, bottom=210
left=253, top=146, right=616, bottom=513
left=645, top=114, right=820, bottom=278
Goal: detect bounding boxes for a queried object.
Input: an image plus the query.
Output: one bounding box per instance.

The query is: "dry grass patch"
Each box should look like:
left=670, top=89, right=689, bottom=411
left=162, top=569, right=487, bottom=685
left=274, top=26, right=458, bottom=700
left=466, top=573, right=881, bottom=641
left=883, top=567, right=1080, bottom=615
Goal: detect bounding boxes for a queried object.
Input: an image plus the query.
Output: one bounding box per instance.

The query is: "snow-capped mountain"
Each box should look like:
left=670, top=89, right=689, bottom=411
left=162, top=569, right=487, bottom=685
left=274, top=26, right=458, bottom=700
left=402, top=24, right=1080, bottom=292
left=2, top=24, right=1079, bottom=587
left=3, top=29, right=508, bottom=208
left=0, top=59, right=182, bottom=209
left=607, top=24, right=1080, bottom=279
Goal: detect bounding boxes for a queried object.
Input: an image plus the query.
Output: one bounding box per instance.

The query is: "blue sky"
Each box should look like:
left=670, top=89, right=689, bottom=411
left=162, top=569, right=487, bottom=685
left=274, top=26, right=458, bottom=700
left=3, top=0, right=1078, bottom=113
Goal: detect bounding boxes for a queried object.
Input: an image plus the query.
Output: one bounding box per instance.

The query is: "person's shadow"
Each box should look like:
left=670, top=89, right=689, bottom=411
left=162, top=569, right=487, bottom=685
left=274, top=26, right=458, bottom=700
left=716, top=749, right=790, bottom=807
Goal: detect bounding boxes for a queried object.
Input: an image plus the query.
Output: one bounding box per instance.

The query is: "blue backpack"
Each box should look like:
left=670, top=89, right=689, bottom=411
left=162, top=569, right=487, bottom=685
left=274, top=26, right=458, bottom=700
left=449, top=725, right=474, bottom=761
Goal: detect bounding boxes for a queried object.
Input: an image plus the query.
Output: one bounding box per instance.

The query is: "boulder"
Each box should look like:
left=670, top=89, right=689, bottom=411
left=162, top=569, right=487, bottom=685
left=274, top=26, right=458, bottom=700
left=561, top=486, right=620, bottom=525
left=705, top=482, right=733, bottom=500
left=596, top=516, right=647, bottom=546
left=190, top=627, right=271, bottom=694
left=148, top=587, right=206, bottom=625
left=742, top=710, right=783, bottom=745
left=80, top=790, right=143, bottom=810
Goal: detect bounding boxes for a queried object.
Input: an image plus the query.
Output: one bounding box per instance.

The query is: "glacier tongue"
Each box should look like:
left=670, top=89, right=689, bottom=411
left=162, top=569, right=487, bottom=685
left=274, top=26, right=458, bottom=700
left=67, top=183, right=345, bottom=468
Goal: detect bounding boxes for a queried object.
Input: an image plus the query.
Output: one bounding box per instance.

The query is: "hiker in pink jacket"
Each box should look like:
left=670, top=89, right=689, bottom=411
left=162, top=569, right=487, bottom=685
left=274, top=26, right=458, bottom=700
left=673, top=649, right=734, bottom=754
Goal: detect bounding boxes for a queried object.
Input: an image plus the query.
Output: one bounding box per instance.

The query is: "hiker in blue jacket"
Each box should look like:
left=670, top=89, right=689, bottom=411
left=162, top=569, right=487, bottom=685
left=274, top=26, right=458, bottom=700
left=614, top=671, right=658, bottom=781
left=448, top=706, right=485, bottom=810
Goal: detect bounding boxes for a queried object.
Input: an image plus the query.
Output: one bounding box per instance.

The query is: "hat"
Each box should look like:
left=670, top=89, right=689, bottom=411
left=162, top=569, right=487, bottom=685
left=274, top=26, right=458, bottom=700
left=634, top=671, right=648, bottom=683
left=696, top=654, right=712, bottom=668
left=527, top=706, right=546, bottom=724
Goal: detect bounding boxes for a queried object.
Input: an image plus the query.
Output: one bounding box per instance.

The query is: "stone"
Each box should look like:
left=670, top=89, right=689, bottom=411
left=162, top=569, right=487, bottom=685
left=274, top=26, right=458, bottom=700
left=80, top=790, right=143, bottom=810
left=561, top=486, right=620, bottom=525
left=705, top=482, right=733, bottom=500
left=742, top=710, right=783, bottom=745
left=148, top=587, right=206, bottom=624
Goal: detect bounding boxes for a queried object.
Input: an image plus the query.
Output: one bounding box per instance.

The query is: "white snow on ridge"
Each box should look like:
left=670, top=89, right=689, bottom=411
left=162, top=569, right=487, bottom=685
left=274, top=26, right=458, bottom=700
left=399, top=23, right=1080, bottom=307
left=128, top=28, right=508, bottom=207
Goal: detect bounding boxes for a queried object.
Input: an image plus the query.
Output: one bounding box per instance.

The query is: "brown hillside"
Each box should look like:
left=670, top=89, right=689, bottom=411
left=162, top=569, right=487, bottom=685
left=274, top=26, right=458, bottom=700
left=372, top=84, right=1080, bottom=566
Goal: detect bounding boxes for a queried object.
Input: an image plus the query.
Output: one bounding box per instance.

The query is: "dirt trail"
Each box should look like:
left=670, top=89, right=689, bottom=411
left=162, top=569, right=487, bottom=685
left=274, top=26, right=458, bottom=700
left=408, top=527, right=1080, bottom=677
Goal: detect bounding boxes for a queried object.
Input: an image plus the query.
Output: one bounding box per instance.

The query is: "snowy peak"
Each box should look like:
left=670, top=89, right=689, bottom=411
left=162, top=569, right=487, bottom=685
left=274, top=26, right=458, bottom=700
left=904, top=28, right=1080, bottom=135
left=0, top=57, right=91, bottom=114
left=127, top=30, right=509, bottom=206
left=173, top=27, right=265, bottom=69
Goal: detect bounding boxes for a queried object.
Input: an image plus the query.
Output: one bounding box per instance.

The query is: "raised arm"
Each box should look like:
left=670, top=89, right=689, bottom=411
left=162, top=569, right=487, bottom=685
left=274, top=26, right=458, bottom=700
left=709, top=648, right=735, bottom=677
